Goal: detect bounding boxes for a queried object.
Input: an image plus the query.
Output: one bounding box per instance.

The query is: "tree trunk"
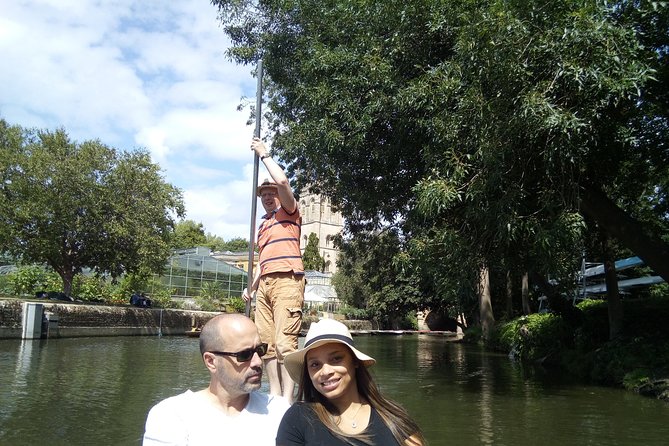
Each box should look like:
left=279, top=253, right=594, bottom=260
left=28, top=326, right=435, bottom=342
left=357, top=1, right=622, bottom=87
left=521, top=272, right=531, bottom=315
left=580, top=183, right=669, bottom=283
left=478, top=264, right=495, bottom=340
left=505, top=270, right=513, bottom=319
left=61, top=270, right=74, bottom=297
left=51, top=263, right=75, bottom=297
left=601, top=232, right=624, bottom=339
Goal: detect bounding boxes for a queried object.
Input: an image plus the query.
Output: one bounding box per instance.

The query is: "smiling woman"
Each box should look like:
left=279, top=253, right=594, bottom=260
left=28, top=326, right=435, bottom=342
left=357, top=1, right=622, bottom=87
left=277, top=319, right=425, bottom=446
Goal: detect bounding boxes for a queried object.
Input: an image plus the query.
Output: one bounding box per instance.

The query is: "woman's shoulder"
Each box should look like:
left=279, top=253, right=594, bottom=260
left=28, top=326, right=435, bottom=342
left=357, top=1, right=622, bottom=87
left=277, top=402, right=319, bottom=443
left=286, top=401, right=314, bottom=415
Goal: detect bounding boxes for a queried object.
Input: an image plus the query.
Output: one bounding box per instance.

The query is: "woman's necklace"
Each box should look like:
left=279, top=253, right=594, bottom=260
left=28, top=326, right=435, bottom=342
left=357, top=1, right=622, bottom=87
left=348, top=403, right=363, bottom=429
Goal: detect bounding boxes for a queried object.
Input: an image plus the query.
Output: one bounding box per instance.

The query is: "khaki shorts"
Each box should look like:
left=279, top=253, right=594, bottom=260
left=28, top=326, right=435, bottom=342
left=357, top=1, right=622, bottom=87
left=255, top=272, right=305, bottom=361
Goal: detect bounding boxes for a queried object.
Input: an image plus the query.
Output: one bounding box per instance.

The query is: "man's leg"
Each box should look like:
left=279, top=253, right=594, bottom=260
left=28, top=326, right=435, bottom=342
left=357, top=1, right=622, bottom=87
left=264, top=357, right=282, bottom=397
left=255, top=279, right=282, bottom=396
left=274, top=274, right=305, bottom=403
left=279, top=361, right=296, bottom=402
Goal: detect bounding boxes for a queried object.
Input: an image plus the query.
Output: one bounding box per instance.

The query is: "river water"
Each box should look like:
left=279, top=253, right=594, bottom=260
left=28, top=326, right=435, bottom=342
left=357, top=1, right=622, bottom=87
left=1, top=334, right=667, bottom=445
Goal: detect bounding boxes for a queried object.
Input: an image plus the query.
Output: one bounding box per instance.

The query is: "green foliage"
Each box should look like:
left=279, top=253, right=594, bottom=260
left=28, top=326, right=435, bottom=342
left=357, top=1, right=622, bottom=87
left=227, top=296, right=246, bottom=313
left=195, top=281, right=227, bottom=312
left=146, top=284, right=181, bottom=309
left=491, top=313, right=571, bottom=361
left=649, top=283, right=669, bottom=299
left=71, top=275, right=108, bottom=302
left=171, top=220, right=207, bottom=250
left=399, top=312, right=418, bottom=331
left=574, top=299, right=609, bottom=351
left=332, top=229, right=424, bottom=326
left=0, top=275, right=10, bottom=295
left=302, top=232, right=325, bottom=271
left=6, top=265, right=61, bottom=296
left=202, top=234, right=251, bottom=253
left=212, top=237, right=250, bottom=252
left=493, top=296, right=669, bottom=391
left=337, top=305, right=369, bottom=320
left=0, top=121, right=185, bottom=296
left=622, top=369, right=652, bottom=391
left=588, top=336, right=669, bottom=386
left=212, top=0, right=669, bottom=328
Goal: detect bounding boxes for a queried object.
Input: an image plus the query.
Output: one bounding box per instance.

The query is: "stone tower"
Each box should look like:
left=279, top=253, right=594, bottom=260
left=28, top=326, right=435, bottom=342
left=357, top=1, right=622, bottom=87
left=299, top=192, right=343, bottom=273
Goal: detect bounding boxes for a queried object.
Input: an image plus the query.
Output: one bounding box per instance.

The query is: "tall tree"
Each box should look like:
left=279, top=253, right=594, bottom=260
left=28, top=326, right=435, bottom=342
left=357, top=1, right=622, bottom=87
left=212, top=0, right=669, bottom=317
left=217, top=236, right=251, bottom=252
left=0, top=121, right=185, bottom=295
left=171, top=220, right=207, bottom=250
left=302, top=232, right=325, bottom=271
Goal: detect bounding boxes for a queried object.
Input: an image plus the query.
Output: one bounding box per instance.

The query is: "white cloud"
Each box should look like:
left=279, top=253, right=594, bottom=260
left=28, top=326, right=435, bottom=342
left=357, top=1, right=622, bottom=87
left=0, top=0, right=265, bottom=239
left=182, top=163, right=264, bottom=240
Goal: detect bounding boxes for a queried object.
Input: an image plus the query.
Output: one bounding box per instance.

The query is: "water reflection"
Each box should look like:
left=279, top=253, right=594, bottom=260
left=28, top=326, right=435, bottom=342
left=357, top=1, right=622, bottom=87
left=1, top=335, right=667, bottom=445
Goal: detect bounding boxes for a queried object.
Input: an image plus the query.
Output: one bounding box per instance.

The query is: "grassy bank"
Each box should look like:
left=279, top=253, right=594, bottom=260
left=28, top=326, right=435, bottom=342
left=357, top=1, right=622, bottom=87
left=483, top=297, right=669, bottom=401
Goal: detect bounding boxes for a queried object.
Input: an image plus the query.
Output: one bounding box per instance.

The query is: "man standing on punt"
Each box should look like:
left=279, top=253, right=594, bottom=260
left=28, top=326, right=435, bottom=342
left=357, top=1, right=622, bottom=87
left=243, top=136, right=306, bottom=403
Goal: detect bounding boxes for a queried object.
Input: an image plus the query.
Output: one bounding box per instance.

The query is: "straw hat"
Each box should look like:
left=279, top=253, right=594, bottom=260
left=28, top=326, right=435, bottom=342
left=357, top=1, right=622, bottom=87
left=284, top=319, right=376, bottom=382
left=256, top=178, right=278, bottom=196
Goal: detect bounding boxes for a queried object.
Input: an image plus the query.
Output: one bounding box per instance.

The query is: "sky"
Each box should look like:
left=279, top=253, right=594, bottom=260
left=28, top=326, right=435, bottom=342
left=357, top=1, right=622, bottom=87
left=0, top=0, right=265, bottom=240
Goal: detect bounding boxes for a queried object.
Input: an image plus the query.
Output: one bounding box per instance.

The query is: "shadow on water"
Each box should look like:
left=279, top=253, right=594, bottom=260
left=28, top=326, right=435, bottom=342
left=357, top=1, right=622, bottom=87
left=357, top=335, right=669, bottom=446
left=1, top=334, right=667, bottom=445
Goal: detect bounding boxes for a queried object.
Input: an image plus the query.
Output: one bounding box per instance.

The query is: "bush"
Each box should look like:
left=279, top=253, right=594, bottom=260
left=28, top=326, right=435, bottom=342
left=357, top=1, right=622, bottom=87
left=397, top=313, right=418, bottom=330
left=71, top=275, right=108, bottom=302
left=0, top=274, right=10, bottom=295
left=491, top=313, right=571, bottom=362
left=574, top=299, right=609, bottom=351
left=338, top=305, right=369, bottom=320
left=227, top=297, right=246, bottom=313
left=6, top=265, right=61, bottom=296
left=195, top=281, right=226, bottom=311
left=150, top=288, right=183, bottom=309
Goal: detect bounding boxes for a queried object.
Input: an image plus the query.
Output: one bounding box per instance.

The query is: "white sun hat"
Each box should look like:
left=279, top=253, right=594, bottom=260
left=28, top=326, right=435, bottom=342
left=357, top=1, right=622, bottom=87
left=284, top=319, right=376, bottom=382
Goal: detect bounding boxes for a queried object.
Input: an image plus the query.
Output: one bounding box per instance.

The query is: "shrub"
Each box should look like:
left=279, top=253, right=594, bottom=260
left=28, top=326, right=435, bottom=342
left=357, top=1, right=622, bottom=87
left=574, top=299, right=609, bottom=351
left=195, top=281, right=226, bottom=311
left=338, top=305, right=369, bottom=320
left=0, top=274, right=10, bottom=295
left=7, top=265, right=60, bottom=296
left=492, top=313, right=571, bottom=362
left=71, top=275, right=107, bottom=302
left=227, top=296, right=246, bottom=313
left=150, top=288, right=183, bottom=309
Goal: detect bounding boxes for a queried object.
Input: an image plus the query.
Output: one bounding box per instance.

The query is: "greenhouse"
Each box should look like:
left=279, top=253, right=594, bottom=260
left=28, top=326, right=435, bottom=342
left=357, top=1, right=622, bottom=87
left=156, top=247, right=248, bottom=300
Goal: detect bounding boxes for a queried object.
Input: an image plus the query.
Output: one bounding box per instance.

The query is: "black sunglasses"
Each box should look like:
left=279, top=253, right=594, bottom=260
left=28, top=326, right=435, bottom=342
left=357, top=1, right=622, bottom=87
left=208, top=343, right=268, bottom=362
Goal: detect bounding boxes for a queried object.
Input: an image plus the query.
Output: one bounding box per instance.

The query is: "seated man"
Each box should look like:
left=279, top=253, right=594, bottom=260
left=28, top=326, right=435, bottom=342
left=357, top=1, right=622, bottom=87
left=140, top=293, right=151, bottom=308
left=129, top=293, right=140, bottom=306
left=143, top=314, right=290, bottom=445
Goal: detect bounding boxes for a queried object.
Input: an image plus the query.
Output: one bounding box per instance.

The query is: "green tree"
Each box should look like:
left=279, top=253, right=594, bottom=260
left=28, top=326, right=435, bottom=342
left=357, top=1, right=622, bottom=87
left=302, top=232, right=325, bottom=271
left=0, top=121, right=185, bottom=296
left=204, top=234, right=250, bottom=252
left=171, top=220, right=207, bottom=249
left=332, top=230, right=422, bottom=326
left=219, top=237, right=251, bottom=252
left=212, top=0, right=669, bottom=327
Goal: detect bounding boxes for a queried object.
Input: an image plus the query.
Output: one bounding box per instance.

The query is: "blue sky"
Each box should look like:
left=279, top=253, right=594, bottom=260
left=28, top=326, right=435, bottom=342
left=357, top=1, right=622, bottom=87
left=0, top=0, right=265, bottom=240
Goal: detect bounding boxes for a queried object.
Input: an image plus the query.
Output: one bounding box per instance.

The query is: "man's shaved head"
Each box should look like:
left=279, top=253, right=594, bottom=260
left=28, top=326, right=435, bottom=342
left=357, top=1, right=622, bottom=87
left=199, top=313, right=256, bottom=356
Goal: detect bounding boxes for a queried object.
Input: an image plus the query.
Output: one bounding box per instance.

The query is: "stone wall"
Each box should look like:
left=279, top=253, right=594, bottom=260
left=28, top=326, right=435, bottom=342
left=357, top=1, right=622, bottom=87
left=0, top=299, right=218, bottom=339
left=1, top=299, right=377, bottom=339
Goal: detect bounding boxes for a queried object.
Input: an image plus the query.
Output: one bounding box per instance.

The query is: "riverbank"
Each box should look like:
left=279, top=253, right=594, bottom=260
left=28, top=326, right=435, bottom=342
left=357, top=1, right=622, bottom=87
left=0, top=298, right=463, bottom=340
left=483, top=296, right=669, bottom=402
left=0, top=298, right=217, bottom=339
